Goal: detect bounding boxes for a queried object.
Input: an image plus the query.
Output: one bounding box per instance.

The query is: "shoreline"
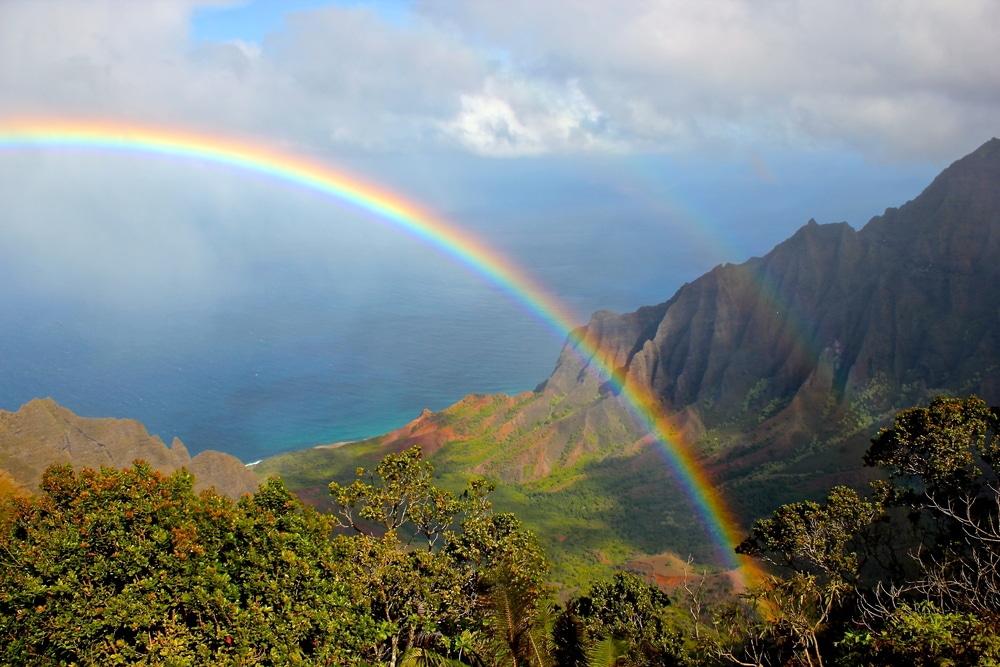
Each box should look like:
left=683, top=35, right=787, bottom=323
left=243, top=439, right=359, bottom=467
left=312, top=439, right=357, bottom=450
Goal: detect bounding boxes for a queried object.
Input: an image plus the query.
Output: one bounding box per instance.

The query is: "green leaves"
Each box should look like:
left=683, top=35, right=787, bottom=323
left=839, top=602, right=1000, bottom=667
left=330, top=446, right=552, bottom=667
left=329, top=447, right=464, bottom=551
left=3, top=447, right=731, bottom=666
left=0, top=463, right=366, bottom=666
left=720, top=395, right=1000, bottom=667
left=736, top=485, right=883, bottom=585
left=865, top=395, right=998, bottom=494
left=560, top=572, right=688, bottom=667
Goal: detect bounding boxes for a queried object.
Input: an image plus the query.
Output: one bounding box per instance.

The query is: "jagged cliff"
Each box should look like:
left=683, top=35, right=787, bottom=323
left=539, top=138, right=1000, bottom=492
left=462, top=138, right=1000, bottom=489
left=258, top=138, right=1000, bottom=579
left=0, top=398, right=259, bottom=499
left=614, top=137, right=1000, bottom=414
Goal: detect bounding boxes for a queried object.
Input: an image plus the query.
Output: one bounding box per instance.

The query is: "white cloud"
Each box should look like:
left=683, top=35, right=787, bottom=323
left=3, top=0, right=993, bottom=310
left=446, top=93, right=538, bottom=156
left=417, top=0, right=1000, bottom=159
left=0, top=0, right=997, bottom=160
left=441, top=77, right=622, bottom=156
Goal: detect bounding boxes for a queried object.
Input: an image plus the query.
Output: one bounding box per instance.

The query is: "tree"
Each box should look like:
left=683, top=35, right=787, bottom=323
left=726, top=395, right=1000, bottom=667
left=713, top=487, right=884, bottom=667
left=329, top=447, right=552, bottom=667
left=329, top=446, right=463, bottom=551
left=839, top=601, right=1000, bottom=667
left=737, top=486, right=884, bottom=586
left=865, top=394, right=999, bottom=499
left=550, top=606, right=587, bottom=667
left=849, top=396, right=1000, bottom=664
left=444, top=504, right=551, bottom=667
left=557, top=571, right=688, bottom=667
left=863, top=396, right=1000, bottom=615
left=0, top=462, right=369, bottom=666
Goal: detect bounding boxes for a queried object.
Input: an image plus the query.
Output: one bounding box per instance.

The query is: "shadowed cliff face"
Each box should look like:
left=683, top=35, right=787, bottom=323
left=551, top=139, right=1000, bottom=424
left=257, top=139, right=1000, bottom=583
left=0, top=398, right=259, bottom=500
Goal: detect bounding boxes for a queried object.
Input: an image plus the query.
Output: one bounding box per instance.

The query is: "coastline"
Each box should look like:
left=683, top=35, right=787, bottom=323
left=312, top=440, right=357, bottom=450
left=244, top=438, right=357, bottom=467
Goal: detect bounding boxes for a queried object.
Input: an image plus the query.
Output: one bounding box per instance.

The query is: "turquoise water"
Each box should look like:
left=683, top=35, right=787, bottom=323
left=0, top=266, right=564, bottom=463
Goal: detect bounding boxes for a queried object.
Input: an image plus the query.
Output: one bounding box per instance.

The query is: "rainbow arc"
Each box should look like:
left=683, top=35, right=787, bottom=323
left=0, top=118, right=758, bottom=582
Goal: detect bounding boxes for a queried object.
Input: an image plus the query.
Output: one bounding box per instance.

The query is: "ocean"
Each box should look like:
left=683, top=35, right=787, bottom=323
left=0, top=262, right=570, bottom=463
left=0, top=149, right=939, bottom=463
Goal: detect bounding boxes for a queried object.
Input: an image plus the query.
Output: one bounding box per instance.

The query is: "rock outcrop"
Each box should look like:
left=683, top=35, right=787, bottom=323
left=0, top=398, right=259, bottom=499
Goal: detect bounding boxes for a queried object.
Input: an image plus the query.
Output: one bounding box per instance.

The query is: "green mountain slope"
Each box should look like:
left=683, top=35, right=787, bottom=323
left=258, top=138, right=1000, bottom=589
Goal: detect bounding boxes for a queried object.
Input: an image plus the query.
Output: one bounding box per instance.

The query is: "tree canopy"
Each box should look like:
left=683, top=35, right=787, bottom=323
left=4, top=396, right=1000, bottom=666
left=329, top=447, right=551, bottom=667
left=0, top=463, right=367, bottom=665
left=720, top=396, right=1000, bottom=667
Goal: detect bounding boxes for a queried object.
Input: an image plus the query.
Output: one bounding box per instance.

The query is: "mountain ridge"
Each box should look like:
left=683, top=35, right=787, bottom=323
left=257, top=137, right=1000, bottom=585
left=0, top=397, right=259, bottom=500
left=7, top=139, right=999, bottom=588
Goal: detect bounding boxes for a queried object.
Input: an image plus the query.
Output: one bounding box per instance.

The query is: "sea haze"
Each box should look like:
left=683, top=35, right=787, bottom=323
left=0, top=270, right=557, bottom=463
left=0, top=149, right=940, bottom=462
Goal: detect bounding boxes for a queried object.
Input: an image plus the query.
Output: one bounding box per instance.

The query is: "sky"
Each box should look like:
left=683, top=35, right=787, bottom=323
left=1, top=0, right=998, bottom=456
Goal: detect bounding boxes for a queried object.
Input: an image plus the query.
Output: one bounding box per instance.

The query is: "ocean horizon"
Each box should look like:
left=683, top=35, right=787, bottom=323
left=0, top=148, right=939, bottom=464
left=0, top=261, right=567, bottom=463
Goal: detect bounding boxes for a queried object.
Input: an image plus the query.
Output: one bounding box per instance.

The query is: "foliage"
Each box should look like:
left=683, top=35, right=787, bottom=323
left=329, top=446, right=464, bottom=549
left=718, top=486, right=885, bottom=667
left=838, top=602, right=1000, bottom=667
left=257, top=393, right=723, bottom=591
left=717, top=395, right=1000, bottom=667
left=865, top=394, right=999, bottom=497
left=555, top=571, right=690, bottom=667
left=707, top=573, right=841, bottom=667
left=0, top=463, right=368, bottom=666
left=12, top=394, right=1000, bottom=667
left=329, top=447, right=553, bottom=667
left=736, top=486, right=884, bottom=585
left=0, top=451, right=559, bottom=667
left=863, top=396, right=1000, bottom=620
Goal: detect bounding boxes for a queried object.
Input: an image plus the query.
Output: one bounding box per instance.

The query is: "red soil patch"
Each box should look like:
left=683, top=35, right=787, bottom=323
left=379, top=409, right=465, bottom=457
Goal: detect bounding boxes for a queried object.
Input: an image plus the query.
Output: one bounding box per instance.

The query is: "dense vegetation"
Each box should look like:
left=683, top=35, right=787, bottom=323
left=0, top=449, right=555, bottom=666
left=720, top=395, right=1000, bottom=666
left=3, top=395, right=999, bottom=665
left=253, top=397, right=720, bottom=590
left=0, top=464, right=365, bottom=665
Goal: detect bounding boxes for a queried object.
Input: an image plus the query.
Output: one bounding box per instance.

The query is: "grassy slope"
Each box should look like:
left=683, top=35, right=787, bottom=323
left=254, top=366, right=978, bottom=594
left=256, top=390, right=730, bottom=591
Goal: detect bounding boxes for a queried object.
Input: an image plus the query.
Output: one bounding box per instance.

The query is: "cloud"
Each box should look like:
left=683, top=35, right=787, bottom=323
left=441, top=77, right=621, bottom=156
left=2, top=0, right=990, bottom=309
left=2, top=0, right=996, bottom=161
left=417, top=0, right=1000, bottom=159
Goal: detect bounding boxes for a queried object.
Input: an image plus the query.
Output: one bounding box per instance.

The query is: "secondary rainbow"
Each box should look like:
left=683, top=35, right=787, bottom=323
left=0, top=118, right=755, bottom=579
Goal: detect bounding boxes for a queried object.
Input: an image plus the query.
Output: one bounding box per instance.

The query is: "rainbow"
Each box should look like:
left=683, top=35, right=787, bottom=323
left=0, top=118, right=757, bottom=581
